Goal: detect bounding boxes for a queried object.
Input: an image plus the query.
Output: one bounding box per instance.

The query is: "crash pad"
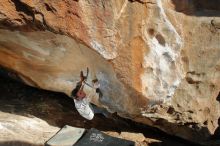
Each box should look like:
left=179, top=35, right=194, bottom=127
left=74, top=128, right=135, bottom=146
left=46, top=125, right=85, bottom=146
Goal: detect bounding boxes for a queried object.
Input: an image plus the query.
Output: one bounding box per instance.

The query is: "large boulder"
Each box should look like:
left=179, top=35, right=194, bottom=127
left=0, top=0, right=220, bottom=144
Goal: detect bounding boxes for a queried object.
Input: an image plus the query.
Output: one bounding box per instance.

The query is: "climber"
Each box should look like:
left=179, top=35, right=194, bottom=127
left=71, top=68, right=102, bottom=100
left=71, top=69, right=88, bottom=100
left=92, top=79, right=103, bottom=98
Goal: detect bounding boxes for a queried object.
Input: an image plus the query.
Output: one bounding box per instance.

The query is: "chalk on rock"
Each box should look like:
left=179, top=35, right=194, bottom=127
left=46, top=125, right=85, bottom=146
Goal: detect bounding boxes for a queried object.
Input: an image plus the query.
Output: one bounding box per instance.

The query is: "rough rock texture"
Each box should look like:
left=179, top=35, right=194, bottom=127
left=0, top=0, right=220, bottom=144
left=0, top=112, right=59, bottom=145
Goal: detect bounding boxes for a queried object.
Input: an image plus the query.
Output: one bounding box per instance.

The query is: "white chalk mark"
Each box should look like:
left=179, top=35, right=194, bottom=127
left=114, top=0, right=128, bottom=20
left=141, top=0, right=184, bottom=104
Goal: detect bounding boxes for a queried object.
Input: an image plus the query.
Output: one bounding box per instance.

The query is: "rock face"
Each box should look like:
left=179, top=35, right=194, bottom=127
left=0, top=0, right=220, bottom=144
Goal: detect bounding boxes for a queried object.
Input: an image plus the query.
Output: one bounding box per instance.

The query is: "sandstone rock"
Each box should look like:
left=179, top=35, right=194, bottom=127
left=120, top=132, right=146, bottom=142
left=0, top=112, right=60, bottom=145
left=0, top=0, right=220, bottom=144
